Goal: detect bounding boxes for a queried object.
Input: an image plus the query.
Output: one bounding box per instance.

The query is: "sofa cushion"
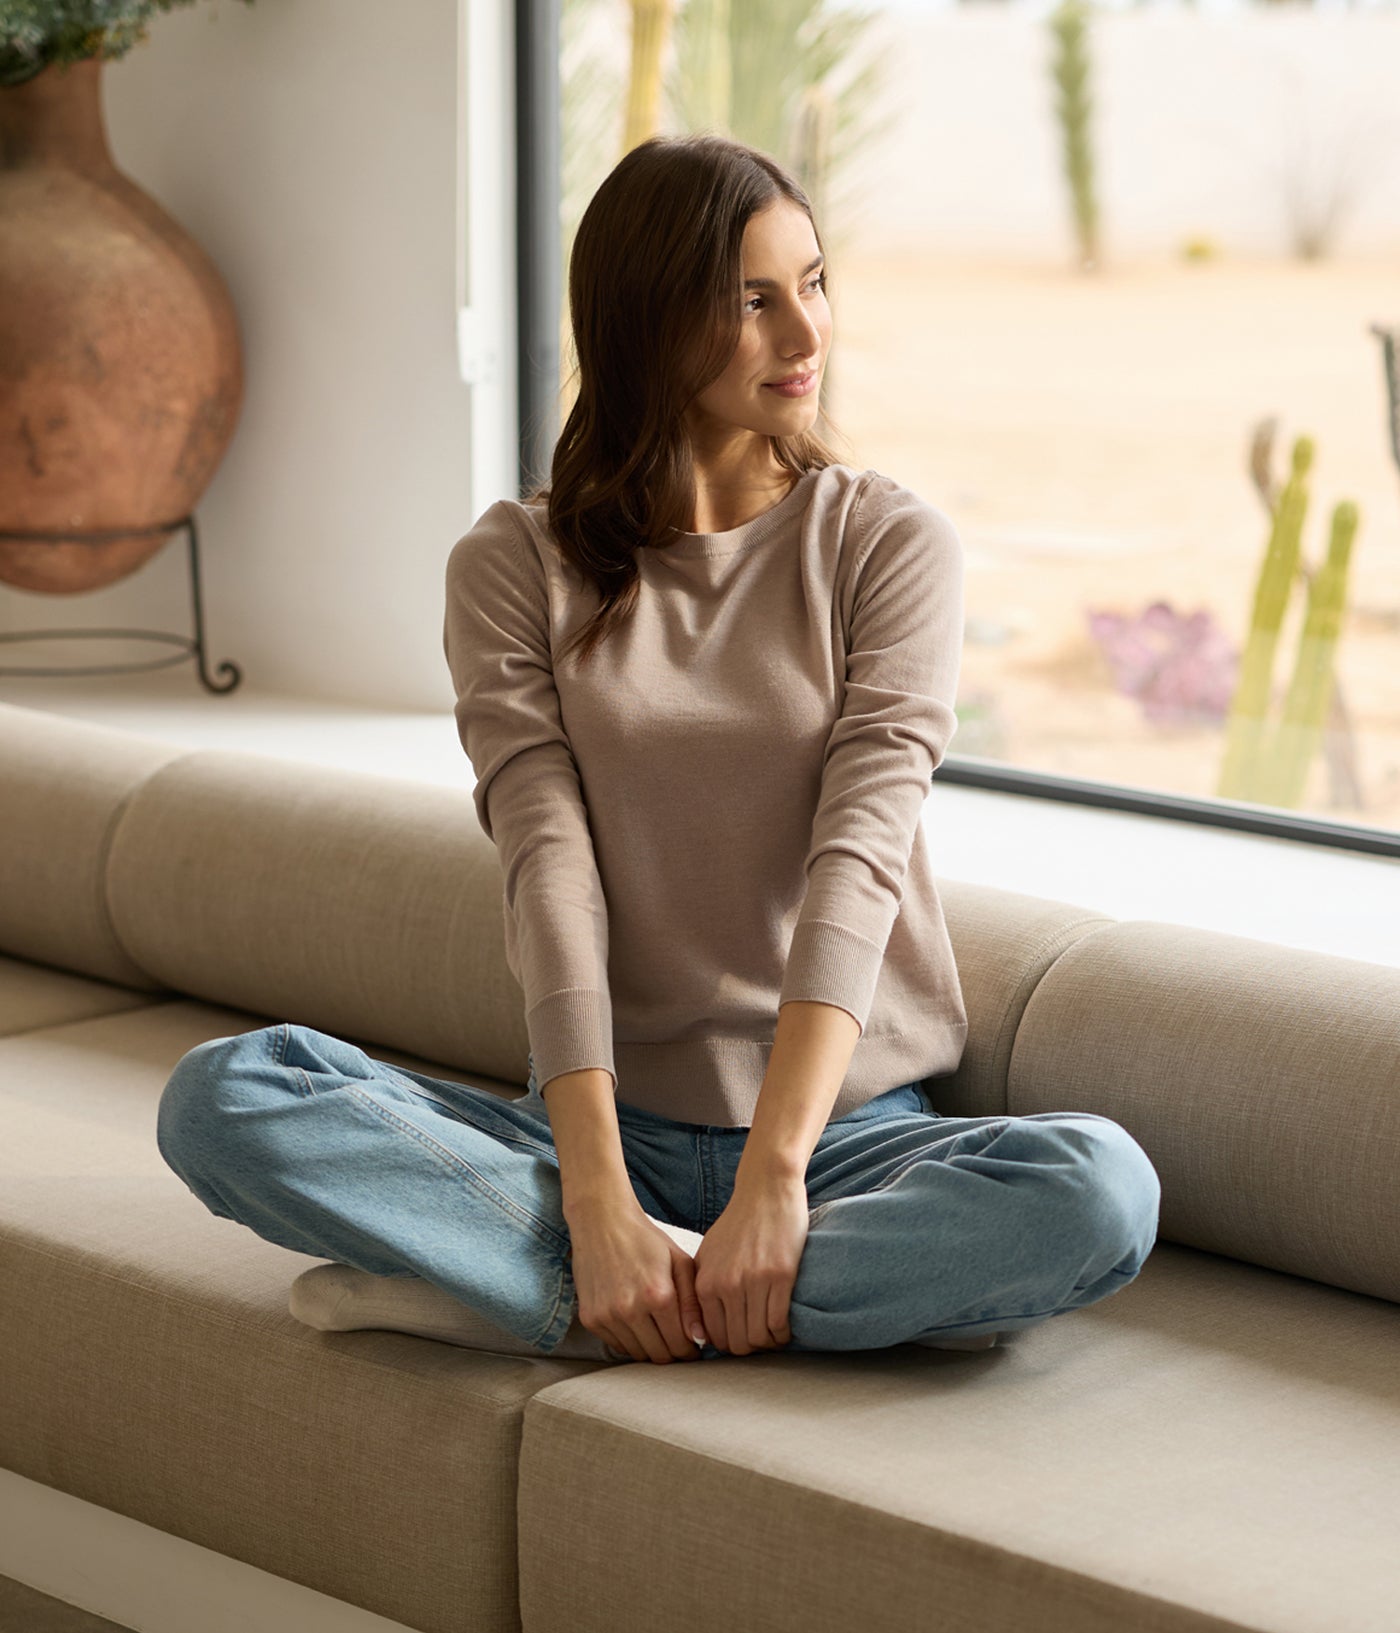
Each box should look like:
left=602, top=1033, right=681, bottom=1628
left=519, top=1241, right=1400, bottom=1633
left=0, top=953, right=160, bottom=1037
left=104, top=746, right=533, bottom=1088
left=0, top=702, right=184, bottom=989
left=0, top=1002, right=599, bottom=1633
left=1009, top=918, right=1400, bottom=1304
left=934, top=875, right=1114, bottom=1116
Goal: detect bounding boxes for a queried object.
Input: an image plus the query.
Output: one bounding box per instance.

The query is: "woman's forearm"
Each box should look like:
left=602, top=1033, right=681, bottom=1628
left=735, top=999, right=862, bottom=1188
left=540, top=1068, right=638, bottom=1222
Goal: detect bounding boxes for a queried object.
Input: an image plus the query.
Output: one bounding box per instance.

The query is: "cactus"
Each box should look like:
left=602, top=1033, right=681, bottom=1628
left=1259, top=500, right=1359, bottom=809
left=1217, top=435, right=1313, bottom=802
left=1218, top=432, right=1362, bottom=810
left=1047, top=0, right=1101, bottom=273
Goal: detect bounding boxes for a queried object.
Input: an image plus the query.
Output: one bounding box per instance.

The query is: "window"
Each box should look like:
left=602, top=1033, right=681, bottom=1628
left=524, top=0, right=1400, bottom=858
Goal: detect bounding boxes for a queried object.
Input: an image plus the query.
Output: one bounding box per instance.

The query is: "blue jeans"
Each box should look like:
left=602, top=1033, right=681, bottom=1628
left=156, top=1023, right=1161, bottom=1358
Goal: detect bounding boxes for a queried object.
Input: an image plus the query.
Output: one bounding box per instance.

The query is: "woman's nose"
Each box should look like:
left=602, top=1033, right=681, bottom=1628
left=781, top=305, right=823, bottom=357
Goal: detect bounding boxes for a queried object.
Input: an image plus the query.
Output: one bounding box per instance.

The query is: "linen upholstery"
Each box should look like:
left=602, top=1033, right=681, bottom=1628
left=518, top=1243, right=1400, bottom=1633
left=0, top=952, right=160, bottom=1038
left=1008, top=918, right=1400, bottom=1303
left=104, top=747, right=534, bottom=1088
left=930, top=876, right=1115, bottom=1118
left=0, top=1000, right=585, bottom=1633
left=0, top=700, right=182, bottom=988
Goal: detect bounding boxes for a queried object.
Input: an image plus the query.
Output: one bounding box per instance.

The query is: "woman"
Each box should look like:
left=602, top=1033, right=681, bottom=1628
left=157, top=134, right=1160, bottom=1367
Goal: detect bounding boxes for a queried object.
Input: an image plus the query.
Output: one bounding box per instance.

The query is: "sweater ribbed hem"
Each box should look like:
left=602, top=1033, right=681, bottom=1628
left=778, top=917, right=890, bottom=1033
left=527, top=987, right=616, bottom=1092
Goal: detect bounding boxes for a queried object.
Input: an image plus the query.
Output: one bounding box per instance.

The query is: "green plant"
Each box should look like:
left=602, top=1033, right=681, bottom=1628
left=1217, top=433, right=1361, bottom=810
left=1047, top=0, right=1100, bottom=272
left=666, top=0, right=894, bottom=269
left=0, top=0, right=253, bottom=89
left=1263, top=499, right=1359, bottom=808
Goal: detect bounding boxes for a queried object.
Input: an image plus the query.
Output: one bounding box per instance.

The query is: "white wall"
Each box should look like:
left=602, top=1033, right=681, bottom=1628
left=841, top=9, right=1400, bottom=261
left=2, top=0, right=515, bottom=710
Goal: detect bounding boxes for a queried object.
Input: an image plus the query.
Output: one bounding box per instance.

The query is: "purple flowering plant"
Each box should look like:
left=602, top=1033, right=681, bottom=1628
left=1086, top=600, right=1239, bottom=725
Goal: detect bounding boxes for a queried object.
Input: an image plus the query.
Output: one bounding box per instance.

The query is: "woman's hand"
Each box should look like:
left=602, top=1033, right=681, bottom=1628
left=567, top=1204, right=708, bottom=1364
left=693, top=1173, right=810, bottom=1355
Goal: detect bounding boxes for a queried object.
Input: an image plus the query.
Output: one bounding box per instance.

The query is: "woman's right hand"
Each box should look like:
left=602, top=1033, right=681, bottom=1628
left=566, top=1204, right=709, bottom=1363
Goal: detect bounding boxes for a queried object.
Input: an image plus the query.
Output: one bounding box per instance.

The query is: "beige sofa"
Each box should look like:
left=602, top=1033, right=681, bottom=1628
left=2, top=694, right=1399, bottom=1633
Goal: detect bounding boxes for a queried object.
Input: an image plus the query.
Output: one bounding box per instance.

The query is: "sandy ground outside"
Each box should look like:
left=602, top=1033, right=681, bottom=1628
left=828, top=251, right=1400, bottom=836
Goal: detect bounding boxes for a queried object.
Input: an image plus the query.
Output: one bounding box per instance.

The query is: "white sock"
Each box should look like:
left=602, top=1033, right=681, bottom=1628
left=287, top=1214, right=706, bottom=1362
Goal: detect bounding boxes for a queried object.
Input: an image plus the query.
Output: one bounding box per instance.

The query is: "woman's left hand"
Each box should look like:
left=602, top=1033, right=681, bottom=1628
left=692, top=1172, right=810, bottom=1355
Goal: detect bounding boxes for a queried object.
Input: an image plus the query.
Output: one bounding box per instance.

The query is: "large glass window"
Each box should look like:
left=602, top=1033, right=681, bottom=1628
left=552, top=0, right=1400, bottom=850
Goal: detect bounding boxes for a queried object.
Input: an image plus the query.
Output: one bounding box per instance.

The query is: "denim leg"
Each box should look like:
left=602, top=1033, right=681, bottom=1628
left=783, top=1107, right=1162, bottom=1354
left=157, top=1023, right=589, bottom=1351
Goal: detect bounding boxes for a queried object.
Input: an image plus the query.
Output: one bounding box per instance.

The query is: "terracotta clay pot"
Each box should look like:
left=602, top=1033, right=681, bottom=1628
left=0, top=56, right=243, bottom=594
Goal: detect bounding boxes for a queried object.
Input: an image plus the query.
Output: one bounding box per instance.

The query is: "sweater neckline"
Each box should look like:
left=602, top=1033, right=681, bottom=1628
left=657, top=467, right=823, bottom=557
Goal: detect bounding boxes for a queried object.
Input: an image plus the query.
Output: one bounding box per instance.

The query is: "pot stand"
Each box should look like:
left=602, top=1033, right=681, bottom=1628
left=0, top=514, right=242, bottom=694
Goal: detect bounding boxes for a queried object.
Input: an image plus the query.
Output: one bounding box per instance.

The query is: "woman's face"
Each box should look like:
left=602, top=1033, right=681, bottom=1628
left=684, top=199, right=832, bottom=454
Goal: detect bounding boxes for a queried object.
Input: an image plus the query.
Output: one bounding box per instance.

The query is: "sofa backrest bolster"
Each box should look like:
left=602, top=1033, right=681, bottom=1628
left=1011, top=919, right=1400, bottom=1306
left=105, top=746, right=533, bottom=1089
left=0, top=702, right=182, bottom=989
left=3, top=701, right=1397, bottom=1307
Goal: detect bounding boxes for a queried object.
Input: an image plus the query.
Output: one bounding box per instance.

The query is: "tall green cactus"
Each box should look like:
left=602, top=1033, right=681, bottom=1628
left=1048, top=0, right=1101, bottom=272
left=1218, top=434, right=1361, bottom=810
left=1217, top=436, right=1313, bottom=802
left=1260, top=501, right=1359, bottom=809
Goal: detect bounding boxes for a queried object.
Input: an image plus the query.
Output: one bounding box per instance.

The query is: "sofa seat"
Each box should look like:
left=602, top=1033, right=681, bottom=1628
left=0, top=952, right=164, bottom=1038
left=0, top=999, right=602, bottom=1633
left=519, top=1244, right=1400, bottom=1633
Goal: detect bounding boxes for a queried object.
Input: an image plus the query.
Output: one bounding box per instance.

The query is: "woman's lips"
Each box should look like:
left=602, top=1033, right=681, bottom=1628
left=762, top=371, right=818, bottom=398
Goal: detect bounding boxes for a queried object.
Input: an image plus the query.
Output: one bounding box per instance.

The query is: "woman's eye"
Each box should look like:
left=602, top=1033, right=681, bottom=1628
left=744, top=272, right=827, bottom=313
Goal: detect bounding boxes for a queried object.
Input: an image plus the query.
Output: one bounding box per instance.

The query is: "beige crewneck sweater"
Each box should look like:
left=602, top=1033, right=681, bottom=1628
left=442, top=461, right=968, bottom=1127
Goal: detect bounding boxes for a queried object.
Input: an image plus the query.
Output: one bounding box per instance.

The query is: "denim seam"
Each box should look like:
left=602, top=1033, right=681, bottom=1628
left=270, top=1024, right=571, bottom=1348
left=394, top=1082, right=560, bottom=1163
left=695, top=1134, right=714, bottom=1233
left=535, top=1265, right=578, bottom=1352
left=345, top=1086, right=570, bottom=1254
left=283, top=1026, right=560, bottom=1164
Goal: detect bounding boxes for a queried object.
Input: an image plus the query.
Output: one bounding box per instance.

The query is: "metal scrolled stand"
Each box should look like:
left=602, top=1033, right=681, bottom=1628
left=0, top=514, right=242, bottom=693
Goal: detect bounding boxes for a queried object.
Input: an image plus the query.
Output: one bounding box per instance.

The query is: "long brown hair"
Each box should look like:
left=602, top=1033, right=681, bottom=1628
left=527, top=133, right=853, bottom=670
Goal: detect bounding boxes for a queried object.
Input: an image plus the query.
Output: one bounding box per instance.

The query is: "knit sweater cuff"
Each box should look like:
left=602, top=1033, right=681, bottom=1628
left=777, top=918, right=889, bottom=1036
left=526, top=988, right=617, bottom=1093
